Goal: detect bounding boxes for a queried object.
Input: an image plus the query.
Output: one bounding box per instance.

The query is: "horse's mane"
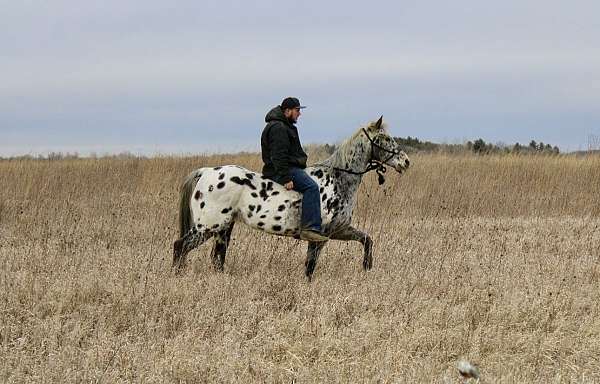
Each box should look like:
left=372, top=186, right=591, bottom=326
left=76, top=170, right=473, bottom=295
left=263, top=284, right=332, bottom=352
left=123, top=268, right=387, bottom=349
left=318, top=120, right=388, bottom=169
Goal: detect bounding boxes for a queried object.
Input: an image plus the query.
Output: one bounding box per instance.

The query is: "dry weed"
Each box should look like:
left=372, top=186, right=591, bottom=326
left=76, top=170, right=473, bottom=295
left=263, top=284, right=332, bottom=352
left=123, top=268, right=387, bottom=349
left=1, top=153, right=599, bottom=383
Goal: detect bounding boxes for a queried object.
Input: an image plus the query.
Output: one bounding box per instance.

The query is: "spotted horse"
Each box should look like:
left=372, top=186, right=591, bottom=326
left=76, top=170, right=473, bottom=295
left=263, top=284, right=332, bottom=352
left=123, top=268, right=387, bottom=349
left=173, top=117, right=410, bottom=280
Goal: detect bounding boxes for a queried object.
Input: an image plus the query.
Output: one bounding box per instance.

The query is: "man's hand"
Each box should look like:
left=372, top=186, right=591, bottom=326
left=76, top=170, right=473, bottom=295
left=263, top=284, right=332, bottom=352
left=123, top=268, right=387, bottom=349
left=284, top=181, right=294, bottom=190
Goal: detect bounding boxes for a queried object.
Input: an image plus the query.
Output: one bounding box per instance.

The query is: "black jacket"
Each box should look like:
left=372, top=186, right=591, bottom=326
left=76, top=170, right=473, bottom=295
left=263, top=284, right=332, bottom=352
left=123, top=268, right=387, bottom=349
left=261, top=106, right=308, bottom=184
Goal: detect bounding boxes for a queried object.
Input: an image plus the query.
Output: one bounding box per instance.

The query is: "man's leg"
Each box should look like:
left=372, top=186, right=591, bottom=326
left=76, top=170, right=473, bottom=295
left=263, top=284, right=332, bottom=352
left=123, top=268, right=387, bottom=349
left=289, top=168, right=322, bottom=232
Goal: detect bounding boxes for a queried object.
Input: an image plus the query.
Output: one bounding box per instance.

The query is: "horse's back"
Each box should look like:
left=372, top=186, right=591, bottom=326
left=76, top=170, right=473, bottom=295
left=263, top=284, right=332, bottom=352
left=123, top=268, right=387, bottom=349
left=190, top=165, right=261, bottom=202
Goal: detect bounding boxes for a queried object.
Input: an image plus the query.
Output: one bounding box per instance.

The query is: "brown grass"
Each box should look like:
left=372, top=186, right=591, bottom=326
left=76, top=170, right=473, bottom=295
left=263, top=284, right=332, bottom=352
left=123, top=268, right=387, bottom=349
left=1, top=153, right=600, bottom=383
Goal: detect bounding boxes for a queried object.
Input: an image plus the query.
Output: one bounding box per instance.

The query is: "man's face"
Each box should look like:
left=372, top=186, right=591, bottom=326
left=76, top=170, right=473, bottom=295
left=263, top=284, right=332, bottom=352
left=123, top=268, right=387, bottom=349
left=284, top=107, right=302, bottom=123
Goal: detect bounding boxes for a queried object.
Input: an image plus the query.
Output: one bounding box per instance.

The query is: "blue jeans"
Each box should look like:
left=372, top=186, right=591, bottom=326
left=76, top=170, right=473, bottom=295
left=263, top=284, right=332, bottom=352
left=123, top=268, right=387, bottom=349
left=275, top=168, right=322, bottom=232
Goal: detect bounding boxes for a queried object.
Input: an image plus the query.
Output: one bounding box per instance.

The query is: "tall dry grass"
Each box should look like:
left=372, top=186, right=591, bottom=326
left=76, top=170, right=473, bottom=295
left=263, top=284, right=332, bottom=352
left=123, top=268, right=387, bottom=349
left=1, top=153, right=600, bottom=383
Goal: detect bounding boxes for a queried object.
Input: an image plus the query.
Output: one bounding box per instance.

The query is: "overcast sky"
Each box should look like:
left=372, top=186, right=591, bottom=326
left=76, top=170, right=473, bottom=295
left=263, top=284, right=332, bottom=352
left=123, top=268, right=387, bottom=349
left=1, top=0, right=599, bottom=156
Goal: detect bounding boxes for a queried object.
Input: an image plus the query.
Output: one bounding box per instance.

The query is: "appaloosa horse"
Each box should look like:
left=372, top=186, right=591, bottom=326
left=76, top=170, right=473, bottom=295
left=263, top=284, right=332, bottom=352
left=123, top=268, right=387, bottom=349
left=173, top=117, right=410, bottom=280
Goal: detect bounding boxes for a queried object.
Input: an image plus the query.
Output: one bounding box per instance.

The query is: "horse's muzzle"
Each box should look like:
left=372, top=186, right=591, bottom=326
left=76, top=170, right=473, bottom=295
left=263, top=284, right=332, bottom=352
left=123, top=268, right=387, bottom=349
left=394, top=159, right=410, bottom=172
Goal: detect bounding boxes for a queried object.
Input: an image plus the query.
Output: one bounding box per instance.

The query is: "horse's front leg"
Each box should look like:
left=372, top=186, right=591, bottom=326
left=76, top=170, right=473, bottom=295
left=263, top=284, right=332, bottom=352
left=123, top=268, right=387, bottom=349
left=329, top=226, right=373, bottom=270
left=305, top=241, right=328, bottom=281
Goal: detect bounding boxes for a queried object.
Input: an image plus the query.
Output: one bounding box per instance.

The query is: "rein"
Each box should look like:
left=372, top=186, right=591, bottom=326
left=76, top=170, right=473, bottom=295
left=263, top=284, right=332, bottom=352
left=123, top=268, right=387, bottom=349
left=332, top=128, right=399, bottom=185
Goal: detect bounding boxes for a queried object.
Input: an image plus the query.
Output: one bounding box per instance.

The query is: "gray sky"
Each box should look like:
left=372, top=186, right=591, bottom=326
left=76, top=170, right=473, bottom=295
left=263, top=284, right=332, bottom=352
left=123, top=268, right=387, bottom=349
left=1, top=0, right=599, bottom=156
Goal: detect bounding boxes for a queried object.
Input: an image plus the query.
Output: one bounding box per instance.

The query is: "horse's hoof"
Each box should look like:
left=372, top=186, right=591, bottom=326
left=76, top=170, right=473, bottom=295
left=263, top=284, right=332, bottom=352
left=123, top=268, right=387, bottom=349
left=305, top=261, right=318, bottom=280
left=212, top=263, right=224, bottom=272
left=172, top=261, right=186, bottom=275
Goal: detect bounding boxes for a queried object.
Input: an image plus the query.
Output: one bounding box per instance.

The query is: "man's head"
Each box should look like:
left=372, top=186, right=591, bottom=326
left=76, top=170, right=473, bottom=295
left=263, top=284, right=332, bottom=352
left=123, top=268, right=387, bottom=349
left=280, top=97, right=306, bottom=124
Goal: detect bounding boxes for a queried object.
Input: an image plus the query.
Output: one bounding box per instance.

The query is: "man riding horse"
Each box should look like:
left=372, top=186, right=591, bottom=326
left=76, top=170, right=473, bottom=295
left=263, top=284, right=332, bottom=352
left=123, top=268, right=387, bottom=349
left=261, top=97, right=328, bottom=242
left=173, top=106, right=410, bottom=279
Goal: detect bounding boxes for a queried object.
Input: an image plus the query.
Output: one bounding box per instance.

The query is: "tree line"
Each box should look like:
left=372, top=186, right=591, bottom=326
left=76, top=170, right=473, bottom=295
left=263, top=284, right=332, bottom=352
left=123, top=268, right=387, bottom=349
left=394, top=137, right=560, bottom=155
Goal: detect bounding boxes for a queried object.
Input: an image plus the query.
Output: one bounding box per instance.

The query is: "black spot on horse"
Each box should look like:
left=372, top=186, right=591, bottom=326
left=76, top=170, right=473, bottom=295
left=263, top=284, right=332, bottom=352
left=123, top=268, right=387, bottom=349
left=258, top=222, right=264, bottom=227
left=209, top=185, right=214, bottom=192
left=322, top=193, right=327, bottom=202
left=259, top=214, right=266, bottom=219
left=314, top=169, right=324, bottom=178
left=278, top=205, right=285, bottom=212
left=245, top=173, right=254, bottom=180
left=259, top=182, right=270, bottom=200
left=271, top=191, right=280, bottom=196
left=197, top=223, right=203, bottom=229
left=217, top=181, right=225, bottom=189
left=326, top=198, right=339, bottom=213
left=194, top=191, right=201, bottom=200
left=200, top=202, right=205, bottom=209
left=319, top=187, right=324, bottom=193
left=213, top=166, right=222, bottom=171
left=247, top=212, right=253, bottom=218
left=248, top=205, right=255, bottom=211
left=259, top=189, right=269, bottom=201
left=266, top=182, right=274, bottom=191
left=218, top=173, right=225, bottom=180
left=212, top=224, right=220, bottom=229
left=251, top=192, right=258, bottom=198
left=256, top=205, right=262, bottom=213
left=230, top=176, right=257, bottom=190
left=284, top=200, right=289, bottom=203
left=272, top=225, right=282, bottom=231
left=221, top=207, right=232, bottom=214
left=274, top=216, right=282, bottom=221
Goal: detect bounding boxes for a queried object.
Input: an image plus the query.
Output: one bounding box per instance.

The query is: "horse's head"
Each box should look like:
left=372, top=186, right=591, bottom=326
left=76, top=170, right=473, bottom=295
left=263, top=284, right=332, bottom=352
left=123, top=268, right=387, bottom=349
left=365, top=116, right=410, bottom=173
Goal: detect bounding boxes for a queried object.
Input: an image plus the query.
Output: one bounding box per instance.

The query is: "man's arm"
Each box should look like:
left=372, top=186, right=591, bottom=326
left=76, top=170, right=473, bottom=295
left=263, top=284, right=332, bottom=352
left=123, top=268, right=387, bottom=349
left=269, top=123, right=292, bottom=185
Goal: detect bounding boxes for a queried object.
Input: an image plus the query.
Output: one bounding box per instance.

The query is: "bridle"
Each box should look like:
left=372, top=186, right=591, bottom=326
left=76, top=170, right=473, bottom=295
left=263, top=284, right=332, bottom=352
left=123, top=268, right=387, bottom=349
left=332, top=128, right=401, bottom=185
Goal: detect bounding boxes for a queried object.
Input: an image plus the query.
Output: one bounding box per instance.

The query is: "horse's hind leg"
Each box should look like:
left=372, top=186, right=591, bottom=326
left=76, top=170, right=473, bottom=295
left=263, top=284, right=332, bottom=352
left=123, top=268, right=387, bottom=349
left=362, top=235, right=374, bottom=270
left=210, top=223, right=235, bottom=271
left=173, top=230, right=211, bottom=271
left=305, top=241, right=328, bottom=281
left=329, top=226, right=373, bottom=271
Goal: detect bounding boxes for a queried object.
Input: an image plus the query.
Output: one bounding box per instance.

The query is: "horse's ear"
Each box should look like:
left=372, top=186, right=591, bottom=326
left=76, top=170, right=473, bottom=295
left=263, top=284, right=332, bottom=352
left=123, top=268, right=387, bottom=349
left=375, top=116, right=383, bottom=130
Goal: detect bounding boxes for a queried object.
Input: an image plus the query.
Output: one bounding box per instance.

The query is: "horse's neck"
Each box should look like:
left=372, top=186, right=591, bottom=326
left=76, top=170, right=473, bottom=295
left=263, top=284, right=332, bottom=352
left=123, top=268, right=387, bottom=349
left=323, top=134, right=373, bottom=198
left=329, top=134, right=372, bottom=169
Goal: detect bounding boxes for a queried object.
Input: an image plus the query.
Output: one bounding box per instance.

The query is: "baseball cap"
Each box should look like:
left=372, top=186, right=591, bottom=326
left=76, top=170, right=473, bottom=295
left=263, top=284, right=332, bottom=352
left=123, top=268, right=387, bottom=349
left=281, top=97, right=306, bottom=110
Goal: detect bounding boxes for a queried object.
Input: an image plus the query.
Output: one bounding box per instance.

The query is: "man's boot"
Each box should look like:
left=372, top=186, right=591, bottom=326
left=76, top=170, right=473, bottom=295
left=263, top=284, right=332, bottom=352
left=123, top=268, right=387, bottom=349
left=300, top=228, right=328, bottom=242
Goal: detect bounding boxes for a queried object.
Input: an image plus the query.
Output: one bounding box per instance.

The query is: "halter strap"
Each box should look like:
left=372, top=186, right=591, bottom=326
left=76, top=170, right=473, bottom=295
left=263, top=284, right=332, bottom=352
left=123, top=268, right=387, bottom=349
left=331, top=128, right=400, bottom=184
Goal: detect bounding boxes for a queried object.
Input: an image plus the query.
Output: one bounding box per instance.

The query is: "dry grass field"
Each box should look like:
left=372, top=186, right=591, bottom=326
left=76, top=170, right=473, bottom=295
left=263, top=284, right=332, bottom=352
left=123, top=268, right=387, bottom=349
left=1, top=153, right=600, bottom=383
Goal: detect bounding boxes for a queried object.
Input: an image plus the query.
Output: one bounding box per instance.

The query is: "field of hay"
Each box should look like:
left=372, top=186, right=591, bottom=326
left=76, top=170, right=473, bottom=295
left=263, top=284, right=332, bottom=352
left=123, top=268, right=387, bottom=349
left=1, top=153, right=600, bottom=383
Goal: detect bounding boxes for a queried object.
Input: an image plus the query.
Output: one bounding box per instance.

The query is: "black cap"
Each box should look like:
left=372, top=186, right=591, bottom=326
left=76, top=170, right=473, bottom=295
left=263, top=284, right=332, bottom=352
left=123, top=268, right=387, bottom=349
left=281, top=97, right=306, bottom=110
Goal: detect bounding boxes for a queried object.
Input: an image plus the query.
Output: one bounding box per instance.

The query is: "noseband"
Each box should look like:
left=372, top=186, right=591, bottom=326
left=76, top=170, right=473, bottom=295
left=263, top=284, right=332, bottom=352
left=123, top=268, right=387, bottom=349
left=332, top=128, right=401, bottom=185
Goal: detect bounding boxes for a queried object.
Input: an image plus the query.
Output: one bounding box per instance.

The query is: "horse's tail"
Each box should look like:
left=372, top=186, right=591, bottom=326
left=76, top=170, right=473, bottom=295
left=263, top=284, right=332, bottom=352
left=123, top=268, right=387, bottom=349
left=179, top=169, right=203, bottom=238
